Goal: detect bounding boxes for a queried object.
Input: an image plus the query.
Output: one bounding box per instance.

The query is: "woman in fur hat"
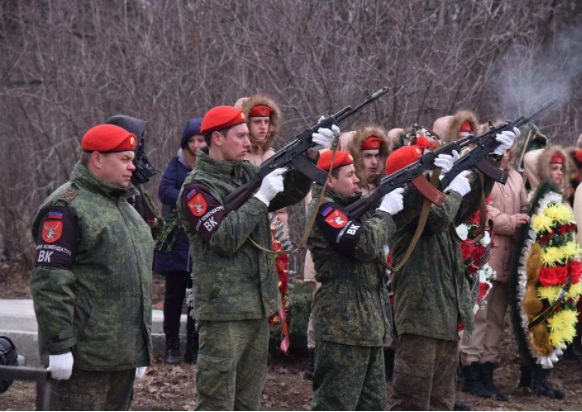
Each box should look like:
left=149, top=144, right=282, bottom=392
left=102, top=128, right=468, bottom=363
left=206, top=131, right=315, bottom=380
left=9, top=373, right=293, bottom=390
left=240, top=94, right=282, bottom=166
left=432, top=110, right=480, bottom=145
left=510, top=144, right=575, bottom=399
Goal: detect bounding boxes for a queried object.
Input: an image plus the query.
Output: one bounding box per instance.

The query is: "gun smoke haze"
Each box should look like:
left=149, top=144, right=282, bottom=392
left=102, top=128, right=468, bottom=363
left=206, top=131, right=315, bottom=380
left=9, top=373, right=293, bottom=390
left=494, top=25, right=582, bottom=130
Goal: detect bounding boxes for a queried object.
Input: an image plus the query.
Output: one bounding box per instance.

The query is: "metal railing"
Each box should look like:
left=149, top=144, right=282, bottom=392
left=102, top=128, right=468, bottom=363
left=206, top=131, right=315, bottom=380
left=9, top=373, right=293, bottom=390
left=0, top=365, right=51, bottom=410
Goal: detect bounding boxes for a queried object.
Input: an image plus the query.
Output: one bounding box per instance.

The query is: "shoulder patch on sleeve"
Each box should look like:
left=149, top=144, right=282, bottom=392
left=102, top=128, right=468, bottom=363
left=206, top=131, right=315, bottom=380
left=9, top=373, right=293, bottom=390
left=315, top=203, right=362, bottom=257
left=181, top=184, right=226, bottom=242
left=34, top=206, right=77, bottom=269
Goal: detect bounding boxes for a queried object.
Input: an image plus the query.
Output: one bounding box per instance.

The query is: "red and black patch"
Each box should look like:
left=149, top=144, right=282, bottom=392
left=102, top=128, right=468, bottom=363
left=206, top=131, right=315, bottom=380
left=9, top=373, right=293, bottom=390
left=316, top=203, right=362, bottom=257
left=34, top=206, right=77, bottom=269
left=181, top=184, right=226, bottom=242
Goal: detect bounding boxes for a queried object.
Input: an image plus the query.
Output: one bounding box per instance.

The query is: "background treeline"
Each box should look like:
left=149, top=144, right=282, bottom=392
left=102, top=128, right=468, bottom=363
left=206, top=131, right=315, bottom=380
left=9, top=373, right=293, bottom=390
left=1, top=0, right=582, bottom=270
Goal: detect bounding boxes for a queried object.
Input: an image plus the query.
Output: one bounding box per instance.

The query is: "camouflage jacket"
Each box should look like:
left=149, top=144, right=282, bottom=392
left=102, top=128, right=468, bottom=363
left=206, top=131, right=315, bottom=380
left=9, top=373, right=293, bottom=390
left=30, top=163, right=153, bottom=370
left=177, top=148, right=312, bottom=321
left=307, top=186, right=396, bottom=346
left=390, top=172, right=495, bottom=340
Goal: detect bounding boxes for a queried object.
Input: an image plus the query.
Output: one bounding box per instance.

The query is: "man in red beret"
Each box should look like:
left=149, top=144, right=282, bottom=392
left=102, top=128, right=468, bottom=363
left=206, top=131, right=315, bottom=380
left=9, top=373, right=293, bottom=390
left=30, top=123, right=154, bottom=410
left=388, top=127, right=519, bottom=411
left=177, top=105, right=337, bottom=410
left=306, top=149, right=405, bottom=410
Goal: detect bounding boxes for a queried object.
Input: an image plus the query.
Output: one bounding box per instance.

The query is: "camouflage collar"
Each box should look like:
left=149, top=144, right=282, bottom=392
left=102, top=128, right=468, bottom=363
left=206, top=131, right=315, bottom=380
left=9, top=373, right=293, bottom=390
left=196, top=147, right=254, bottom=179
left=71, top=162, right=132, bottom=199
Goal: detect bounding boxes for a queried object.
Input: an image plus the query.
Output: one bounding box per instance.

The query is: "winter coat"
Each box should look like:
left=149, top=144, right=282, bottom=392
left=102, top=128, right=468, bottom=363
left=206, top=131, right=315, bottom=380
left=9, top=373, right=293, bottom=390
left=487, top=169, right=529, bottom=282
left=307, top=187, right=396, bottom=346
left=30, top=163, right=153, bottom=370
left=177, top=147, right=312, bottom=321
left=154, top=150, right=192, bottom=274
left=390, top=171, right=495, bottom=340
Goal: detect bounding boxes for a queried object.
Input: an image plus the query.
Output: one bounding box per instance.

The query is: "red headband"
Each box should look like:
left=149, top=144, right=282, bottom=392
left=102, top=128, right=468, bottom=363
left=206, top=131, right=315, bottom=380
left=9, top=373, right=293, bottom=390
left=361, top=136, right=382, bottom=150
left=551, top=153, right=565, bottom=164
left=459, top=121, right=473, bottom=133
left=249, top=104, right=272, bottom=117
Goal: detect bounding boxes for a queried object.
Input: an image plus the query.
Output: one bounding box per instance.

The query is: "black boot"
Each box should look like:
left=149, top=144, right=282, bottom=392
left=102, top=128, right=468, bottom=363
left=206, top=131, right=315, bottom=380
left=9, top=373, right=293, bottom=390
left=518, top=364, right=532, bottom=391
left=303, top=349, right=315, bottom=381
left=164, top=336, right=180, bottom=365
left=184, top=314, right=199, bottom=364
left=480, top=362, right=508, bottom=401
left=532, top=367, right=565, bottom=399
left=384, top=347, right=395, bottom=383
left=453, top=399, right=472, bottom=411
left=461, top=363, right=494, bottom=398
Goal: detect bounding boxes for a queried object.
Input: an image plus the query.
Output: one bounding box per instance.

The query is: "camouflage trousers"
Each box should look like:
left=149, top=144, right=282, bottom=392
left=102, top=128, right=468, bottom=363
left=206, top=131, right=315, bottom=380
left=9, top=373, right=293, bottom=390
left=195, top=318, right=269, bottom=411
left=312, top=340, right=386, bottom=411
left=50, top=368, right=135, bottom=410
left=390, top=334, right=458, bottom=411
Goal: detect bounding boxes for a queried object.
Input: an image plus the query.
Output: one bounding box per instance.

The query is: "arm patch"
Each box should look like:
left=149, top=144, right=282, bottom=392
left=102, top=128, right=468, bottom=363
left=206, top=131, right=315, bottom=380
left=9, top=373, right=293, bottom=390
left=315, top=203, right=363, bottom=257
left=181, top=184, right=226, bottom=242
left=34, top=206, right=77, bottom=269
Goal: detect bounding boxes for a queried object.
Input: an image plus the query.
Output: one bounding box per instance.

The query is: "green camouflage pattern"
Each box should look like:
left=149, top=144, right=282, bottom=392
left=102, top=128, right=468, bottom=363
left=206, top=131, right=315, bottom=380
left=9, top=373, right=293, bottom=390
left=50, top=368, right=135, bottom=410
left=31, top=163, right=153, bottom=370
left=390, top=171, right=495, bottom=340
left=390, top=334, right=458, bottom=410
left=307, top=187, right=396, bottom=347
left=177, top=148, right=312, bottom=321
left=195, top=319, right=269, bottom=411
left=312, top=341, right=386, bottom=410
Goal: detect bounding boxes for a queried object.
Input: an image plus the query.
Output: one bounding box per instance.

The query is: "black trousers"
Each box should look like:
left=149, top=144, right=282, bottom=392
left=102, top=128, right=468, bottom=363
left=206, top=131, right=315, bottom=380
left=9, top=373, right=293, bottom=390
left=163, top=271, right=192, bottom=338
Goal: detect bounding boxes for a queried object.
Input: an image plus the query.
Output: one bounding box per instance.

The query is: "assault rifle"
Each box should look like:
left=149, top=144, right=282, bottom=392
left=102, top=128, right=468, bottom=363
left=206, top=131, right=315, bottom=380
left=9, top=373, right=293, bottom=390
left=345, top=99, right=557, bottom=219
left=223, top=86, right=390, bottom=212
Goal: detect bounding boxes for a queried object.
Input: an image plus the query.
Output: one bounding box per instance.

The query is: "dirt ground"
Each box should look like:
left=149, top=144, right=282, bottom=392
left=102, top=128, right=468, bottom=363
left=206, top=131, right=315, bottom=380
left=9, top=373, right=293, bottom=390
left=2, top=260, right=582, bottom=411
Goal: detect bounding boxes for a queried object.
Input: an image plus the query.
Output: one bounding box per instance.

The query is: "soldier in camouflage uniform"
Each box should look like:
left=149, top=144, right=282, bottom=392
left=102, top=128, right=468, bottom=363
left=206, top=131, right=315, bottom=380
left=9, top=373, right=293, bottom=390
left=388, top=127, right=519, bottom=410
left=30, top=124, right=154, bottom=410
left=306, top=150, right=405, bottom=410
left=177, top=105, right=336, bottom=410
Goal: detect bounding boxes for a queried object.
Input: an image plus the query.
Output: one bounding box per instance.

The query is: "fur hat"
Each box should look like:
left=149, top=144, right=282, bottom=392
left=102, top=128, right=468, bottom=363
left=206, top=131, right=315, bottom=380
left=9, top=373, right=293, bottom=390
left=348, top=125, right=390, bottom=184
left=537, top=145, right=570, bottom=194
left=432, top=110, right=479, bottom=144
left=240, top=94, right=281, bottom=150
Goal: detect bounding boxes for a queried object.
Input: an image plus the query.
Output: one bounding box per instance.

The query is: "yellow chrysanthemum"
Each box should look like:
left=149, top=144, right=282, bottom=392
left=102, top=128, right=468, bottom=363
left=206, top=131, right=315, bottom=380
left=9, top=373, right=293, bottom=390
left=538, top=286, right=561, bottom=303
left=560, top=242, right=581, bottom=261
left=532, top=214, right=554, bottom=233
left=548, top=309, right=578, bottom=346
left=548, top=204, right=574, bottom=225
left=541, top=247, right=563, bottom=266
left=567, top=282, right=582, bottom=300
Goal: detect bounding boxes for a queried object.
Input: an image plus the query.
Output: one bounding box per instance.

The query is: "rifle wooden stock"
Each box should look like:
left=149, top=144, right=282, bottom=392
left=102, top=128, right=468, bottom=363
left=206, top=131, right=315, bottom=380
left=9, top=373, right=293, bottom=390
left=222, top=86, right=390, bottom=212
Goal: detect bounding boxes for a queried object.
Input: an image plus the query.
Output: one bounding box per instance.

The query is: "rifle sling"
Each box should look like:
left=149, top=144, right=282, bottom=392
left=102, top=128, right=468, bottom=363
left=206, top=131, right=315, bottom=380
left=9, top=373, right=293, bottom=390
left=528, top=277, right=572, bottom=328
left=390, top=168, right=442, bottom=272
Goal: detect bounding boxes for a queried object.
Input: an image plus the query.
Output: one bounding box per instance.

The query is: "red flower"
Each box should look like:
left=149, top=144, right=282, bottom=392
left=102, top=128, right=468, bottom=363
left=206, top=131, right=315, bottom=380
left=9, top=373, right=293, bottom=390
left=461, top=244, right=476, bottom=261
left=558, top=225, right=569, bottom=235
left=473, top=245, right=486, bottom=264
left=570, top=261, right=582, bottom=284
left=477, top=282, right=490, bottom=301
left=538, top=266, right=561, bottom=287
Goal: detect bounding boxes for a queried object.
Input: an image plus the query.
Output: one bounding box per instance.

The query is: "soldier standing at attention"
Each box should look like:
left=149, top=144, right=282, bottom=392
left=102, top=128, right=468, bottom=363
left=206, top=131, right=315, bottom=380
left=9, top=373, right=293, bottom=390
left=177, top=105, right=336, bottom=410
left=30, top=124, right=154, bottom=410
left=307, top=150, right=405, bottom=410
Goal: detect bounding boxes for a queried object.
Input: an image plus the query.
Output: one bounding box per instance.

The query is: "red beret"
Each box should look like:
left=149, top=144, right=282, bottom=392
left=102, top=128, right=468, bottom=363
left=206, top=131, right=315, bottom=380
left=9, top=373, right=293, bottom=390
left=361, top=136, right=383, bottom=150
left=201, top=106, right=247, bottom=135
left=81, top=124, right=137, bottom=153
left=249, top=104, right=272, bottom=118
left=551, top=152, right=565, bottom=164
left=385, top=145, right=423, bottom=176
left=459, top=121, right=473, bottom=133
left=317, top=150, right=353, bottom=171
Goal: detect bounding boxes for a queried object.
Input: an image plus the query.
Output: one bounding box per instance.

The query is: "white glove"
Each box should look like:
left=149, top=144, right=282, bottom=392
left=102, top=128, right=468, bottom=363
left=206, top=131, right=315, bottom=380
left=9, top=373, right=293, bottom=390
left=377, top=187, right=405, bottom=215
left=135, top=367, right=147, bottom=379
left=433, top=150, right=459, bottom=174
left=491, top=127, right=520, bottom=156
left=311, top=116, right=340, bottom=150
left=445, top=171, right=471, bottom=197
left=48, top=352, right=74, bottom=380
left=253, top=167, right=287, bottom=206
